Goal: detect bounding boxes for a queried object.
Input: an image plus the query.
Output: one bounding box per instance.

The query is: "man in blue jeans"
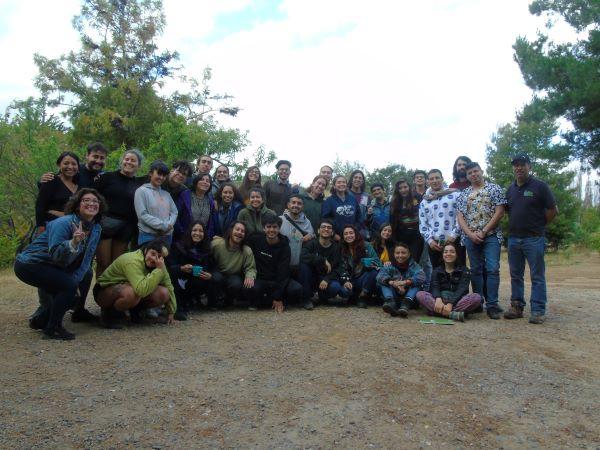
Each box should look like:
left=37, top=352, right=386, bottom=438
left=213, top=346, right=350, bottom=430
left=505, top=154, right=558, bottom=324
left=456, top=162, right=507, bottom=319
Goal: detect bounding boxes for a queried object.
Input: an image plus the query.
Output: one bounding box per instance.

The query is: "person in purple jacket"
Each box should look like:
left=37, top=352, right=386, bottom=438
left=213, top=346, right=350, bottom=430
left=175, top=173, right=216, bottom=241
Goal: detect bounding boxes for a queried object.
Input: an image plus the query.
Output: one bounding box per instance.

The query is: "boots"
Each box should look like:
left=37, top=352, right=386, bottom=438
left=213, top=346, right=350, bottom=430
left=357, top=290, right=369, bottom=309
left=449, top=311, right=465, bottom=322
left=382, top=300, right=399, bottom=316
left=397, top=298, right=410, bottom=318
left=504, top=302, right=524, bottom=320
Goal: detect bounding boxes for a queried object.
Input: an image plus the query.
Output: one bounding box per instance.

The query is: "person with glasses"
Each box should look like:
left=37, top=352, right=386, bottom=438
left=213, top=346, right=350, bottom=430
left=299, top=219, right=351, bottom=310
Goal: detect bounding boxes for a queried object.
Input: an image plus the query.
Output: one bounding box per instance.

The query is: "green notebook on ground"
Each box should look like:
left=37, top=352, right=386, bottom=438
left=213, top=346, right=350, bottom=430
left=417, top=316, right=455, bottom=325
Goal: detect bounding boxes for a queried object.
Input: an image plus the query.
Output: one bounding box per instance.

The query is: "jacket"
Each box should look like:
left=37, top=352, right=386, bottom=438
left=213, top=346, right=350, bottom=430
left=97, top=249, right=177, bottom=314
left=246, top=233, right=292, bottom=299
left=213, top=200, right=243, bottom=237
left=237, top=204, right=276, bottom=235
left=342, top=242, right=380, bottom=279
left=174, top=189, right=217, bottom=240
left=167, top=240, right=211, bottom=279
left=279, top=210, right=314, bottom=266
left=16, top=214, right=101, bottom=284
left=376, top=259, right=425, bottom=289
left=300, top=238, right=347, bottom=283
left=430, top=265, right=471, bottom=304
left=321, top=192, right=363, bottom=236
left=367, top=198, right=391, bottom=235
left=134, top=183, right=178, bottom=235
left=298, top=191, right=324, bottom=232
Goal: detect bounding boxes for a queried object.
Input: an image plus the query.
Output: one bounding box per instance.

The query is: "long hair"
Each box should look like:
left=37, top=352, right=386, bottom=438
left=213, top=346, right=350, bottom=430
left=371, top=222, right=395, bottom=256
left=192, top=173, right=213, bottom=193
left=390, top=178, right=419, bottom=216
left=239, top=166, right=262, bottom=200
left=223, top=221, right=247, bottom=249
left=452, top=155, right=472, bottom=181
left=341, top=224, right=366, bottom=265
left=215, top=182, right=243, bottom=205
left=63, top=188, right=108, bottom=224
left=331, top=175, right=348, bottom=195
left=349, top=170, right=366, bottom=193
left=305, top=175, right=329, bottom=195
left=179, top=220, right=210, bottom=254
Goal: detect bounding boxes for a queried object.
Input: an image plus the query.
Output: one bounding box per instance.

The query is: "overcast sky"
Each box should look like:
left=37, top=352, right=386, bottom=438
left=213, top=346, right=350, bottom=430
left=0, top=0, right=555, bottom=184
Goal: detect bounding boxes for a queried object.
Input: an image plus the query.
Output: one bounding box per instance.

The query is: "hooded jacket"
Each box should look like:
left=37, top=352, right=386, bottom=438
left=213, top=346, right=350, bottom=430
left=279, top=210, right=314, bottom=266
left=237, top=203, right=276, bottom=235
left=321, top=192, right=363, bottom=236
left=134, top=183, right=178, bottom=235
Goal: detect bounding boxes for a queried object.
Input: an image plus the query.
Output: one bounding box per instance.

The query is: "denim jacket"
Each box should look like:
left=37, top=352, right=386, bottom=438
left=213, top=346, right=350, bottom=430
left=16, top=214, right=101, bottom=283
left=376, top=259, right=425, bottom=288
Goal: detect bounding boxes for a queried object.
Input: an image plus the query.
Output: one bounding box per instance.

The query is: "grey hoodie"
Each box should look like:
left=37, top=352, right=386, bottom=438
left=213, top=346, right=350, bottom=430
left=134, top=183, right=178, bottom=235
left=279, top=210, right=314, bottom=266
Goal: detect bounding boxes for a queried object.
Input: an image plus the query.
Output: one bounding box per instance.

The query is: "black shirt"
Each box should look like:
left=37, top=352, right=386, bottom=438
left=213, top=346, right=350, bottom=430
left=506, top=176, right=556, bottom=237
left=78, top=164, right=101, bottom=188
left=35, top=177, right=78, bottom=226
left=93, top=171, right=143, bottom=223
left=246, top=233, right=291, bottom=299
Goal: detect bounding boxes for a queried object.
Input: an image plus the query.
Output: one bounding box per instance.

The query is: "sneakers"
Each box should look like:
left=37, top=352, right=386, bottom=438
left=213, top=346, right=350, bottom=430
left=382, top=301, right=399, bottom=317
left=145, top=307, right=161, bottom=319
left=397, top=299, right=410, bottom=318
left=529, top=314, right=546, bottom=324
left=302, top=300, right=314, bottom=310
left=43, top=325, right=75, bottom=341
left=504, top=303, right=524, bottom=320
left=449, top=311, right=465, bottom=322
left=71, top=308, right=97, bottom=323
left=486, top=306, right=502, bottom=320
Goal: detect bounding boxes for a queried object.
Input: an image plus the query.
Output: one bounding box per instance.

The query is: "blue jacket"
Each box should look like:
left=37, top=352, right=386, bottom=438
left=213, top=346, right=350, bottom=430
left=213, top=200, right=243, bottom=237
left=321, top=192, right=363, bottom=236
left=376, top=258, right=425, bottom=289
left=16, top=214, right=101, bottom=284
left=175, top=190, right=217, bottom=240
left=368, top=198, right=391, bottom=235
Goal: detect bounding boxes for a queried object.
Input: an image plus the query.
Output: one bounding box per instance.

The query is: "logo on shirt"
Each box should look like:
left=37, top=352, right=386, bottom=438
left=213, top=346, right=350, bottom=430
left=524, top=190, right=534, bottom=197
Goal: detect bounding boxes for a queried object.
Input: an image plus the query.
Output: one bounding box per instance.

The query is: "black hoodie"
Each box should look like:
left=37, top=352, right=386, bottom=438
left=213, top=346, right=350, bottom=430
left=246, top=233, right=292, bottom=300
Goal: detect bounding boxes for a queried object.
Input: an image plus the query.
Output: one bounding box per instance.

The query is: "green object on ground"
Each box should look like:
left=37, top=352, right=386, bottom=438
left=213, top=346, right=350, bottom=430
left=417, top=316, right=455, bottom=325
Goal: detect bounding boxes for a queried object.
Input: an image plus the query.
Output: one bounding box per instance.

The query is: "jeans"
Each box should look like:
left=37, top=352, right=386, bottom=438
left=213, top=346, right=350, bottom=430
left=14, top=261, right=92, bottom=329
left=380, top=285, right=419, bottom=307
left=351, top=271, right=378, bottom=295
left=464, top=235, right=501, bottom=307
left=298, top=263, right=350, bottom=302
left=508, top=236, right=547, bottom=315
left=419, top=241, right=432, bottom=291
left=138, top=231, right=172, bottom=247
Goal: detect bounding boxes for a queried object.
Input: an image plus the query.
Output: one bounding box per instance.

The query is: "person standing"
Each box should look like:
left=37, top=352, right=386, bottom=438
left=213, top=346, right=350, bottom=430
left=175, top=173, right=216, bottom=241
left=237, top=187, right=277, bottom=235
left=390, top=178, right=424, bottom=262
left=412, top=170, right=427, bottom=197
left=239, top=166, right=262, bottom=205
left=456, top=162, right=506, bottom=319
left=279, top=194, right=315, bottom=275
left=211, top=164, right=231, bottom=196
left=449, top=156, right=472, bottom=190
left=40, top=142, right=108, bottom=188
left=299, top=175, right=328, bottom=232
left=418, top=169, right=460, bottom=269
left=263, top=160, right=296, bottom=215
left=504, top=154, right=558, bottom=324
left=213, top=182, right=244, bottom=237
left=367, top=182, right=390, bottom=237
left=322, top=175, right=362, bottom=240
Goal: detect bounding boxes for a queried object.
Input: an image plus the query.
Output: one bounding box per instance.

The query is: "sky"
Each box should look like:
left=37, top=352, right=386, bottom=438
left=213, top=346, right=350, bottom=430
left=0, top=0, right=558, bottom=185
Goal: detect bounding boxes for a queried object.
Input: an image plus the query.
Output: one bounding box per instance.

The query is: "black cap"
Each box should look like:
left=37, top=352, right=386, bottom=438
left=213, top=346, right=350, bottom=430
left=511, top=153, right=531, bottom=165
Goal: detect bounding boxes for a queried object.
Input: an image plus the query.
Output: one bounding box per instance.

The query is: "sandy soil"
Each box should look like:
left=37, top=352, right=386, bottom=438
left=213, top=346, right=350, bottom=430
left=1, top=252, right=599, bottom=449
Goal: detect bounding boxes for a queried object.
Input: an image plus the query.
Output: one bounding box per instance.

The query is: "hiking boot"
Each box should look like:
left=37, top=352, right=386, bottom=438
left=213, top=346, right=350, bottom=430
left=529, top=314, right=546, bottom=324
left=174, top=309, right=189, bottom=321
left=100, top=308, right=123, bottom=329
left=397, top=299, right=409, bottom=318
left=302, top=300, right=314, bottom=310
left=486, top=306, right=502, bottom=320
left=382, top=301, right=399, bottom=317
left=357, top=290, right=369, bottom=309
left=71, top=308, right=97, bottom=323
left=504, top=303, right=524, bottom=320
left=449, top=311, right=465, bottom=322
left=43, top=325, right=75, bottom=341
left=29, top=316, right=46, bottom=330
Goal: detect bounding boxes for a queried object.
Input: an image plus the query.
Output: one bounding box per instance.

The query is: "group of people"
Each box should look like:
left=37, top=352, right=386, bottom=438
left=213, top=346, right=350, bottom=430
left=15, top=143, right=558, bottom=340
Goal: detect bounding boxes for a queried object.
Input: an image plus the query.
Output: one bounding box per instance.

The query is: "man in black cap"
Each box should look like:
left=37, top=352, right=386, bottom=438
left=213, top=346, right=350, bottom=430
left=504, top=154, right=558, bottom=324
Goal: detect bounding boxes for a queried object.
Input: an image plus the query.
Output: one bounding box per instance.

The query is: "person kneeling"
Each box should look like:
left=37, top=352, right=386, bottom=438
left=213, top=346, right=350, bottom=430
left=246, top=214, right=303, bottom=312
left=376, top=242, right=425, bottom=318
left=416, top=242, right=482, bottom=322
left=94, top=239, right=176, bottom=327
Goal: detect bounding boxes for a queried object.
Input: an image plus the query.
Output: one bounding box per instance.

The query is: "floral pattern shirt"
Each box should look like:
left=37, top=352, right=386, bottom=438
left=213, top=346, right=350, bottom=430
left=456, top=182, right=507, bottom=244
left=419, top=192, right=459, bottom=244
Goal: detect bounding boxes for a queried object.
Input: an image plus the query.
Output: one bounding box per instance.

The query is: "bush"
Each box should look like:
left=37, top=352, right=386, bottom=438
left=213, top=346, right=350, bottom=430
left=0, top=233, right=22, bottom=268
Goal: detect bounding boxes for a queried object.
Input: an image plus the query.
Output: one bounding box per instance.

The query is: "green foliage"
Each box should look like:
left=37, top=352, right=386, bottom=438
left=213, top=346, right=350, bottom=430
left=572, top=207, right=600, bottom=250
left=514, top=0, right=600, bottom=167
left=486, top=109, right=580, bottom=248
left=331, top=156, right=411, bottom=194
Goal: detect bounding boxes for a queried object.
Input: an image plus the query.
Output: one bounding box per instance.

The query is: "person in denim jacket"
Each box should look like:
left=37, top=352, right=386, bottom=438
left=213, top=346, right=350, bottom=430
left=14, top=188, right=105, bottom=340
left=377, top=242, right=425, bottom=318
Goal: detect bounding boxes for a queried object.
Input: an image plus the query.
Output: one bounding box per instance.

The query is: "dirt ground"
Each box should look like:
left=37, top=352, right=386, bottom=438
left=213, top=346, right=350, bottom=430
left=1, top=252, right=599, bottom=449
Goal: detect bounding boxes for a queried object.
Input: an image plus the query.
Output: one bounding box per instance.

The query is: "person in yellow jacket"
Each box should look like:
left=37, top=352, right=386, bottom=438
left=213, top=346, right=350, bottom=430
left=94, top=239, right=176, bottom=328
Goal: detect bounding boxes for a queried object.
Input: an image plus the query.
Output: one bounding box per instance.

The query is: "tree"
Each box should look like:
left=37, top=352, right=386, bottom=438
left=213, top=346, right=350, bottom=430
left=486, top=104, right=580, bottom=248
left=33, top=0, right=243, bottom=158
left=513, top=0, right=600, bottom=167
left=365, top=164, right=410, bottom=194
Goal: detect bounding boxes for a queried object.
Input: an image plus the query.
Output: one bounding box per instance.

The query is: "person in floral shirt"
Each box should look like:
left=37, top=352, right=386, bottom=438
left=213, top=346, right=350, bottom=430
left=456, top=162, right=506, bottom=319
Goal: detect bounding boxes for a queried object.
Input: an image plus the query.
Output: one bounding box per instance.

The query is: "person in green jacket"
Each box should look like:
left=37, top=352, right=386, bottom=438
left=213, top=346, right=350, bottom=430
left=94, top=239, right=177, bottom=327
left=237, top=187, right=276, bottom=235
left=299, top=175, right=328, bottom=232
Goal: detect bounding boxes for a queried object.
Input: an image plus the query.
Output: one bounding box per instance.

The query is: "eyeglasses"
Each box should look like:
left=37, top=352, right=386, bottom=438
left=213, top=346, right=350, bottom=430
left=319, top=225, right=333, bottom=230
left=81, top=199, right=99, bottom=205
